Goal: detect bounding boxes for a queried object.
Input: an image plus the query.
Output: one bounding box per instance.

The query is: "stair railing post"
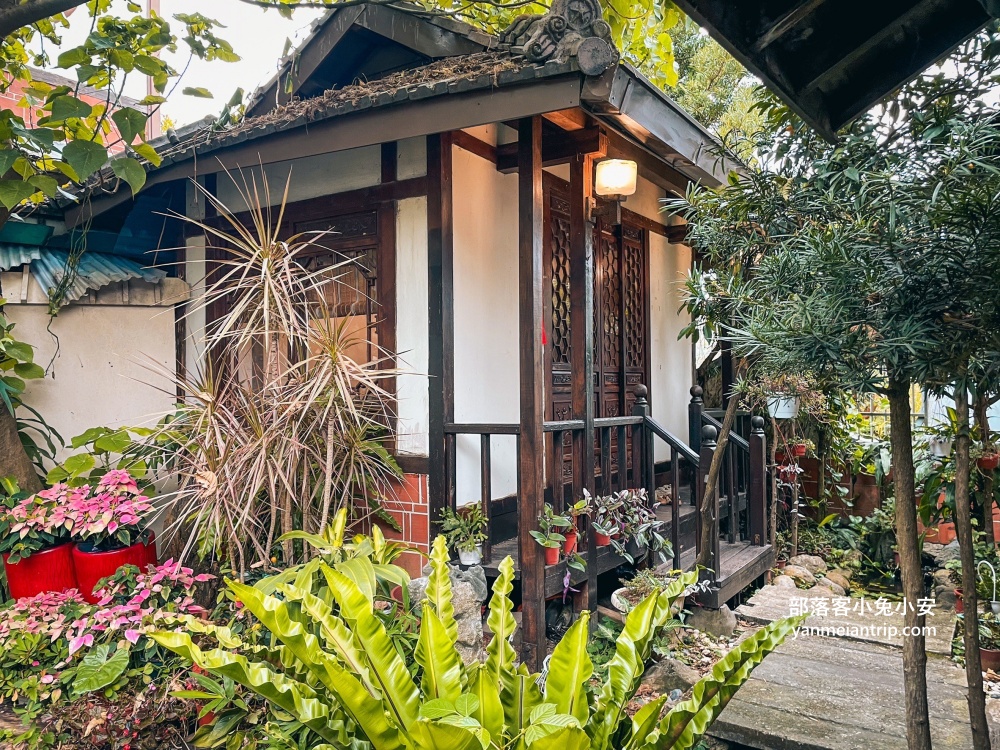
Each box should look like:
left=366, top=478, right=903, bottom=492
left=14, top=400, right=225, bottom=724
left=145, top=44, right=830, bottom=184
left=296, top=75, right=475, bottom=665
left=749, top=416, right=767, bottom=547
left=699, top=424, right=719, bottom=584
left=689, top=385, right=704, bottom=454
left=632, top=384, right=654, bottom=497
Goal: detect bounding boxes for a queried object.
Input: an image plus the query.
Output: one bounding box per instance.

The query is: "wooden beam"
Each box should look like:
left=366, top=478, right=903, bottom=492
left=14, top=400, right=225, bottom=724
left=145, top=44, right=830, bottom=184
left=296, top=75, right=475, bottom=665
left=496, top=127, right=606, bottom=172
left=452, top=129, right=497, bottom=164
left=517, top=115, right=546, bottom=672
left=752, top=0, right=828, bottom=52
left=800, top=0, right=943, bottom=94
left=427, top=133, right=455, bottom=538
left=69, top=75, right=582, bottom=228
left=569, top=152, right=598, bottom=619
left=543, top=108, right=589, bottom=131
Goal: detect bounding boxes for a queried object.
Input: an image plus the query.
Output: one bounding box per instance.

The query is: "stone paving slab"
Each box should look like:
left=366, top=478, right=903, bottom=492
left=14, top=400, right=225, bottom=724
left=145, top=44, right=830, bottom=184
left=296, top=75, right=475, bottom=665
left=711, top=584, right=971, bottom=750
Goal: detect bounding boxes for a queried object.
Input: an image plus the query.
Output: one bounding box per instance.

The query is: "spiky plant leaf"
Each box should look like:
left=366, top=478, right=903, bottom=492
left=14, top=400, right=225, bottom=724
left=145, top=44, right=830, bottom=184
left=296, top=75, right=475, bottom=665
left=415, top=603, right=464, bottom=701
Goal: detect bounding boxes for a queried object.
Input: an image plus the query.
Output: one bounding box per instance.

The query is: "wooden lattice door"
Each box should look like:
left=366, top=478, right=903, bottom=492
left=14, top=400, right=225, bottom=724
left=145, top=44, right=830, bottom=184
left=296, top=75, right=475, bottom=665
left=543, top=175, right=649, bottom=487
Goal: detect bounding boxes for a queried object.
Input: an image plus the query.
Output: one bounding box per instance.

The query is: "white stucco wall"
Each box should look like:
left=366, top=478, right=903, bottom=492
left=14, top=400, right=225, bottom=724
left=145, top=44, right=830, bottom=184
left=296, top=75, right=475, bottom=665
left=3, top=276, right=184, bottom=460
left=396, top=196, right=430, bottom=456
left=452, top=142, right=520, bottom=503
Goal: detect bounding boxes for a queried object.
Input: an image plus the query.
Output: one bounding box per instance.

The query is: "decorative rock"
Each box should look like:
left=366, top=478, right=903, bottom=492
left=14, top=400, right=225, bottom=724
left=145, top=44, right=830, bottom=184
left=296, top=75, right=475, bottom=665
left=787, top=555, right=827, bottom=575
left=772, top=575, right=798, bottom=590
left=453, top=565, right=489, bottom=601
left=830, top=566, right=854, bottom=582
left=781, top=564, right=816, bottom=587
left=815, top=577, right=846, bottom=597
left=824, top=570, right=851, bottom=592
left=641, top=657, right=701, bottom=694
left=936, top=540, right=962, bottom=565
left=686, top=604, right=738, bottom=637
left=933, top=568, right=958, bottom=610
left=409, top=566, right=486, bottom=664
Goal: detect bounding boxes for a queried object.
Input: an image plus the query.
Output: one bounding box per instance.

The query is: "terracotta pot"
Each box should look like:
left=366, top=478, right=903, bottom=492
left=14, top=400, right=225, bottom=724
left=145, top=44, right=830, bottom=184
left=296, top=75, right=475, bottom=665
left=563, top=529, right=578, bottom=555
left=924, top=522, right=957, bottom=545
left=979, top=454, right=1000, bottom=472
left=776, top=559, right=787, bottom=569
left=594, top=532, right=612, bottom=547
left=544, top=546, right=560, bottom=566
left=956, top=588, right=964, bottom=614
left=2, top=543, right=78, bottom=600
left=981, top=646, right=1000, bottom=672
left=72, top=535, right=157, bottom=603
left=791, top=443, right=808, bottom=458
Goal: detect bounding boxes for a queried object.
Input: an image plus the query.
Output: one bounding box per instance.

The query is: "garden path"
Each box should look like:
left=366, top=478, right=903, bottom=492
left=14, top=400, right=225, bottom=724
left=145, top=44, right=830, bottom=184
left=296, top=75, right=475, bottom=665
left=709, top=584, right=972, bottom=749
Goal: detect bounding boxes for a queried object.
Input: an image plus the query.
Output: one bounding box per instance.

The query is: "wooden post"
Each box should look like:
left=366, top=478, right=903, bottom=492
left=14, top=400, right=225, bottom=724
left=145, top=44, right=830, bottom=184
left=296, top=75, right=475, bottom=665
left=632, top=385, right=654, bottom=495
left=569, top=152, right=597, bottom=618
left=699, top=424, right=719, bottom=583
left=689, top=385, right=704, bottom=455
left=517, top=116, right=546, bottom=671
left=427, top=133, right=454, bottom=537
left=749, top=415, right=767, bottom=547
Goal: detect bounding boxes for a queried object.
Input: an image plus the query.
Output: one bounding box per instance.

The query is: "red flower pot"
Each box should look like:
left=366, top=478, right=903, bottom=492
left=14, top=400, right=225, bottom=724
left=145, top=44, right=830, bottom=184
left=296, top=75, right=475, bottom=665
left=563, top=529, right=578, bottom=555
left=791, top=443, right=808, bottom=458
left=544, top=546, right=560, bottom=566
left=982, top=647, right=1000, bottom=672
left=595, top=532, right=612, bottom=547
left=956, top=588, right=964, bottom=614
left=979, top=454, right=1000, bottom=472
left=72, top=535, right=157, bottom=603
left=2, top=543, right=78, bottom=600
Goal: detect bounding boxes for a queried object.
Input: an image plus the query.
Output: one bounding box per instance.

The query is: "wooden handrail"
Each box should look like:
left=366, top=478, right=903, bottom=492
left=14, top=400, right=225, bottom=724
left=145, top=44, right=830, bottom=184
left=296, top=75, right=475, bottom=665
left=700, top=411, right=750, bottom=452
left=543, top=419, right=584, bottom=432
left=643, top=415, right=700, bottom=466
left=594, top=415, right=643, bottom=428
left=444, top=423, right=520, bottom=435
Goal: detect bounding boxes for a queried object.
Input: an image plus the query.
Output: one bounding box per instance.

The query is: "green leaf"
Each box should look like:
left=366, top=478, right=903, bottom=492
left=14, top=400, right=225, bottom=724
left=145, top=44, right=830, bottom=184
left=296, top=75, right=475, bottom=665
left=410, top=718, right=482, bottom=750
left=0, top=180, right=37, bottom=209
left=50, top=95, right=92, bottom=121
left=62, top=139, right=108, bottom=181
left=415, top=603, right=464, bottom=702
left=0, top=149, right=19, bottom=176
left=73, top=645, right=130, bottom=696
left=543, top=611, right=592, bottom=723
left=182, top=87, right=213, bottom=99
left=111, top=157, right=146, bottom=196
left=93, top=429, right=131, bottom=454
left=528, top=726, right=590, bottom=750
left=467, top=664, right=504, bottom=743
left=426, top=535, right=459, bottom=648
left=419, top=698, right=457, bottom=719
left=62, top=453, right=96, bottom=478
left=12, top=362, right=43, bottom=380
left=57, top=48, right=91, bottom=68
left=112, top=107, right=148, bottom=145
left=27, top=175, right=58, bottom=199
left=133, top=142, right=162, bottom=167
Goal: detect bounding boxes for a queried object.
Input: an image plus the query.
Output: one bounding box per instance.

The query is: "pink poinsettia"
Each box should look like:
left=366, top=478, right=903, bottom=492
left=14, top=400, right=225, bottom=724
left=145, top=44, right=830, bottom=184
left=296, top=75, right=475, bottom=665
left=64, top=471, right=154, bottom=550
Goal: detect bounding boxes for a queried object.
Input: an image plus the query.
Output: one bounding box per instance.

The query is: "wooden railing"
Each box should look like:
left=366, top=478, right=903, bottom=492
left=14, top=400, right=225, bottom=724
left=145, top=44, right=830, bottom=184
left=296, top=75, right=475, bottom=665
left=442, top=384, right=769, bottom=587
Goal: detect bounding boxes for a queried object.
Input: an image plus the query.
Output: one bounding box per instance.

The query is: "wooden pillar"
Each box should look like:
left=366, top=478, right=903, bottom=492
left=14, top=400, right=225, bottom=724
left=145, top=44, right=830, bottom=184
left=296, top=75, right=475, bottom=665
left=749, top=415, right=768, bottom=547
left=699, top=424, right=719, bottom=583
left=569, top=153, right=597, bottom=617
left=517, top=116, right=546, bottom=670
left=427, top=133, right=455, bottom=536
left=689, top=385, right=704, bottom=456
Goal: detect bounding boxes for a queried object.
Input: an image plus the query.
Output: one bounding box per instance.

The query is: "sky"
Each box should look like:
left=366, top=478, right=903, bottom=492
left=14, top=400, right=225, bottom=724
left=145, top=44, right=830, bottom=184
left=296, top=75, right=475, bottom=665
left=58, top=1, right=326, bottom=127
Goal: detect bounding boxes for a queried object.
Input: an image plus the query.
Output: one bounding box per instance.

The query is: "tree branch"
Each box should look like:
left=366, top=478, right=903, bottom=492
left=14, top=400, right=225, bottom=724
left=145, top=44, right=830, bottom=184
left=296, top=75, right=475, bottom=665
left=0, top=0, right=87, bottom=39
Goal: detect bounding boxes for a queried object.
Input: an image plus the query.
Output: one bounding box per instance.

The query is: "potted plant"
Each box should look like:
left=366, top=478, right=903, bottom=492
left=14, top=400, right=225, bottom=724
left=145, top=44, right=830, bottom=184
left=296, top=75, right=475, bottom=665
left=563, top=496, right=592, bottom=554
left=530, top=504, right=572, bottom=566
left=980, top=610, right=1000, bottom=671
left=68, top=470, right=156, bottom=603
left=977, top=443, right=1000, bottom=472
left=790, top=438, right=815, bottom=458
left=612, top=489, right=672, bottom=565
left=0, top=482, right=79, bottom=599
left=591, top=491, right=624, bottom=547
left=611, top=569, right=681, bottom=614
left=439, top=504, right=488, bottom=565
left=767, top=395, right=799, bottom=419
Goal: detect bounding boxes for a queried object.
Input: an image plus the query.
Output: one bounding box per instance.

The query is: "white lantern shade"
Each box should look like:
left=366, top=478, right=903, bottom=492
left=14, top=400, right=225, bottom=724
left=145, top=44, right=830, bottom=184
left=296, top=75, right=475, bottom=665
left=594, top=159, right=638, bottom=197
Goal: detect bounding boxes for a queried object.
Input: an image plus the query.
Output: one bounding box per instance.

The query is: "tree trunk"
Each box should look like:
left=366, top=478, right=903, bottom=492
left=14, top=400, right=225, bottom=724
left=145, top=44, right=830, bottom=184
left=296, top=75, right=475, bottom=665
left=697, top=394, right=739, bottom=569
left=0, top=408, right=42, bottom=493
left=975, top=394, right=995, bottom=546
left=887, top=380, right=932, bottom=750
left=955, top=387, right=992, bottom=749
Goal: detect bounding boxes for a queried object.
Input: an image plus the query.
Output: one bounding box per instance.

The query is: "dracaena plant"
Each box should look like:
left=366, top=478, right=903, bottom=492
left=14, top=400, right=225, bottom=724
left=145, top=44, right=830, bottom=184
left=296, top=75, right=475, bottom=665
left=153, top=535, right=802, bottom=750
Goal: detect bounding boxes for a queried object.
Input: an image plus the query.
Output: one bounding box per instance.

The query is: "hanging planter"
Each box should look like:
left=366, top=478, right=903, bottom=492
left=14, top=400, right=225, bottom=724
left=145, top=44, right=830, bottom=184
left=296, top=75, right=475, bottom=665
left=978, top=452, right=1000, bottom=472
left=767, top=395, right=799, bottom=419
left=3, top=543, right=78, bottom=600
left=73, top=532, right=157, bottom=603
left=930, top=436, right=953, bottom=457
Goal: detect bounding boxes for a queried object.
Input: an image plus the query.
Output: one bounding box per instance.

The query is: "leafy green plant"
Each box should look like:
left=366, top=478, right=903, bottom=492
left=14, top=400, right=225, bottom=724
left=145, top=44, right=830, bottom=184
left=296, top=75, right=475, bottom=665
left=530, top=503, right=572, bottom=549
left=440, top=505, right=488, bottom=553
left=154, top=535, right=802, bottom=750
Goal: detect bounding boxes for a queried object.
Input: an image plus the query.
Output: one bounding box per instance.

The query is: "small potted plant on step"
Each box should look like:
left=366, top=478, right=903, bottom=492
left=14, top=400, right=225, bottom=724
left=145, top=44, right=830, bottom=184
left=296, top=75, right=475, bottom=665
left=531, top=504, right=572, bottom=566
left=69, top=470, right=157, bottom=603
left=563, top=495, right=592, bottom=554
left=439, top=504, right=488, bottom=565
left=591, top=490, right=624, bottom=547
left=0, top=480, right=79, bottom=599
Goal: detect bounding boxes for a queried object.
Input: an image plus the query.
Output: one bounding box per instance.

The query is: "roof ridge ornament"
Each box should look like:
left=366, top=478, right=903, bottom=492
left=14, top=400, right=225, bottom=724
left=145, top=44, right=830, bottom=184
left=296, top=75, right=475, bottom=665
left=499, top=0, right=618, bottom=76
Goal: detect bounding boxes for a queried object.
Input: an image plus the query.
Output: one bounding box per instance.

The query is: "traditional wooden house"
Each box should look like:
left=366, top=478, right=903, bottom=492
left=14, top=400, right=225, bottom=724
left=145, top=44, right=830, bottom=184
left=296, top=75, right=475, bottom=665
left=65, top=0, right=772, bottom=667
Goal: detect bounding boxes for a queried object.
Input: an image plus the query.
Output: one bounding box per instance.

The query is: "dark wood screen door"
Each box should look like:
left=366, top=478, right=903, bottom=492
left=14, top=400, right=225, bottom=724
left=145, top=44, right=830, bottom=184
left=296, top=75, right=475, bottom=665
left=543, top=174, right=649, bottom=484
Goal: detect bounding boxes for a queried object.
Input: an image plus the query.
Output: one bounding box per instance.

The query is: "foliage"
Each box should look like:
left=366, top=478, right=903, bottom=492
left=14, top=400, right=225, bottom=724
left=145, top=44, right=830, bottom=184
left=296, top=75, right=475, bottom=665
left=153, top=539, right=802, bottom=750
left=0, top=483, right=71, bottom=561
left=136, top=174, right=403, bottom=576
left=0, top=299, right=43, bottom=416
left=978, top=611, right=1000, bottom=651
left=531, top=503, right=573, bottom=548
left=45, top=425, right=161, bottom=491
left=440, top=504, right=488, bottom=552
left=590, top=489, right=625, bottom=537
left=614, top=489, right=672, bottom=566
